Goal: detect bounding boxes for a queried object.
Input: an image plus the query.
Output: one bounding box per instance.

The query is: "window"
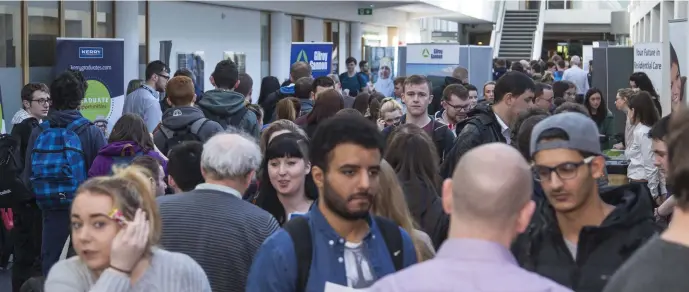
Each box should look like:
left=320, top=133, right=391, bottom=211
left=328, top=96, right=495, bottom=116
left=292, top=17, right=304, bottom=42
left=96, top=1, right=114, bottom=38
left=260, top=11, right=269, bottom=79
left=28, top=1, right=59, bottom=85
left=0, top=1, right=22, bottom=132
left=547, top=0, right=565, bottom=9
left=64, top=1, right=91, bottom=38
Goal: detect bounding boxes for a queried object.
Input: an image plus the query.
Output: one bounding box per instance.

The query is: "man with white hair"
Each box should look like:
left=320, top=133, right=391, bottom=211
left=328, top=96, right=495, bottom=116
left=562, top=55, right=590, bottom=96
left=157, top=129, right=280, bottom=292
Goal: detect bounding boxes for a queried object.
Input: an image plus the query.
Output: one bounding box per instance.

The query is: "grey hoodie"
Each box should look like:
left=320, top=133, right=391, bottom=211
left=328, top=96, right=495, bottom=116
left=197, top=89, right=259, bottom=138
left=153, top=106, right=224, bottom=156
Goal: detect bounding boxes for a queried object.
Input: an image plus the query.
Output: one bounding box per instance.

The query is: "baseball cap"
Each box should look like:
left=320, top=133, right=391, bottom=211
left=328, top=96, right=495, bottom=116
left=530, top=112, right=602, bottom=156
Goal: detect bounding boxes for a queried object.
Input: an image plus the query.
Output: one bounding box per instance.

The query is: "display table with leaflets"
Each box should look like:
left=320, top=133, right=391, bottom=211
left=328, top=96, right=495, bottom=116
left=604, top=149, right=628, bottom=186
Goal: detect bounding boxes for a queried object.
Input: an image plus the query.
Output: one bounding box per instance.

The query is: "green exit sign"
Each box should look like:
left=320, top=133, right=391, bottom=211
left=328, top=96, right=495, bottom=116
left=358, top=8, right=373, bottom=15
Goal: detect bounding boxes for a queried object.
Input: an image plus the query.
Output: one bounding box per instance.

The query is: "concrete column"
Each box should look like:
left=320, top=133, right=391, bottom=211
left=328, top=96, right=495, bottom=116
left=676, top=0, right=687, bottom=19
left=651, top=6, right=660, bottom=42
left=270, top=12, right=292, bottom=82
left=115, top=1, right=139, bottom=88
left=643, top=14, right=650, bottom=42
left=350, top=22, right=363, bottom=62
left=661, top=0, right=673, bottom=43
left=304, top=17, right=324, bottom=42
left=338, top=21, right=348, bottom=74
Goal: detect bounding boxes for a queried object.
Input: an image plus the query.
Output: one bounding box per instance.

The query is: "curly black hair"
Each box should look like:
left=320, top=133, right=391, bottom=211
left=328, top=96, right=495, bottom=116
left=51, top=69, right=88, bottom=110
left=309, top=113, right=384, bottom=171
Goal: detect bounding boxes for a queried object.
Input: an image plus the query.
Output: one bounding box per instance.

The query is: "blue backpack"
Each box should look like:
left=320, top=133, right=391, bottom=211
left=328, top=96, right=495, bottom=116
left=30, top=118, right=90, bottom=209
left=108, top=143, right=143, bottom=175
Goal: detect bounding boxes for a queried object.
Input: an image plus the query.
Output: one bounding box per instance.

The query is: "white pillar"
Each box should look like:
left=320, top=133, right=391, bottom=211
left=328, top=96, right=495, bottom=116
left=115, top=1, right=139, bottom=87
left=651, top=6, right=660, bottom=42
left=643, top=14, right=650, bottom=42
left=338, top=21, right=348, bottom=74
left=304, top=17, right=323, bottom=42
left=350, top=22, right=363, bottom=63
left=661, top=0, right=672, bottom=43
left=270, top=12, right=292, bottom=83
left=676, top=1, right=687, bottom=19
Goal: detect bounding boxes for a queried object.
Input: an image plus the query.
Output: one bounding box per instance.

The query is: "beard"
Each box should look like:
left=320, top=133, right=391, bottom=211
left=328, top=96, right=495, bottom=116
left=322, top=178, right=372, bottom=221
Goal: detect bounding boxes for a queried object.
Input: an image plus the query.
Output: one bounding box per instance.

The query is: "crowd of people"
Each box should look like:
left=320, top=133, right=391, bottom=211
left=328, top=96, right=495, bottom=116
left=0, top=52, right=685, bottom=292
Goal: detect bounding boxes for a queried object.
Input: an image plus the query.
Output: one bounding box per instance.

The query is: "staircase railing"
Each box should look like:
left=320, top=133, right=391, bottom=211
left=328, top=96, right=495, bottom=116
left=490, top=0, right=506, bottom=58
left=531, top=1, right=546, bottom=60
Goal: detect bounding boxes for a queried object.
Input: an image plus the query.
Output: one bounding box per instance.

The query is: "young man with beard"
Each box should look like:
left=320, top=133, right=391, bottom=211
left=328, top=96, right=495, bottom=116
left=603, top=111, right=689, bottom=292
left=435, top=84, right=471, bottom=132
left=247, top=114, right=418, bottom=291
left=441, top=71, right=535, bottom=178
left=512, top=112, right=659, bottom=292
left=123, top=60, right=170, bottom=133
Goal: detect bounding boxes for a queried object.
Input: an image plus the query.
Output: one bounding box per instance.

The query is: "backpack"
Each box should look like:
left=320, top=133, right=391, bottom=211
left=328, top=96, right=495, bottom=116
left=205, top=107, right=247, bottom=130
left=30, top=118, right=90, bottom=210
left=108, top=143, right=144, bottom=175
left=160, top=118, right=209, bottom=153
left=0, top=134, right=32, bottom=207
left=283, top=216, right=404, bottom=292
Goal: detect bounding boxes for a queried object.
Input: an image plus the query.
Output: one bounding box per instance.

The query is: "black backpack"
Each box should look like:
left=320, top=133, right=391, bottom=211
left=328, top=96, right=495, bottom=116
left=283, top=216, right=404, bottom=292
left=206, top=107, right=248, bottom=130
left=0, top=134, right=32, bottom=208
left=159, top=118, right=209, bottom=153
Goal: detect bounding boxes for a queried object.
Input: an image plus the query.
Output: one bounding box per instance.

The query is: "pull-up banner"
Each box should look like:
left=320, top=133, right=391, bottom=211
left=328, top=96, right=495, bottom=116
left=290, top=42, right=333, bottom=77
left=55, top=38, right=124, bottom=133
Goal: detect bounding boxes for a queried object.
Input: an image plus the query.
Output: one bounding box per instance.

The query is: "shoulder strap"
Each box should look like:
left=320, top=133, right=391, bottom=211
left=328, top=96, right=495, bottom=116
left=190, top=118, right=209, bottom=135
left=374, top=216, right=404, bottom=271
left=159, top=125, right=175, bottom=139
left=229, top=107, right=248, bottom=127
left=66, top=117, right=91, bottom=134
left=283, top=216, right=312, bottom=292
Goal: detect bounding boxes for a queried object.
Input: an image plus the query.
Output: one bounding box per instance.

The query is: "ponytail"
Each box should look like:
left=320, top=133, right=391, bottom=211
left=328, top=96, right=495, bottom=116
left=112, top=165, right=161, bottom=248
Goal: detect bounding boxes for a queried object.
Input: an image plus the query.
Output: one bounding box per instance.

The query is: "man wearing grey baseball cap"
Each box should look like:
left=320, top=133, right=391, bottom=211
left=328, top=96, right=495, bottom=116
left=511, top=112, right=659, bottom=292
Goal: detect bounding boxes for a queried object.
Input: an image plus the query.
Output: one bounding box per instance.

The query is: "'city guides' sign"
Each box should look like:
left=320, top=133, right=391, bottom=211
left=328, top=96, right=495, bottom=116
left=290, top=42, right=333, bottom=77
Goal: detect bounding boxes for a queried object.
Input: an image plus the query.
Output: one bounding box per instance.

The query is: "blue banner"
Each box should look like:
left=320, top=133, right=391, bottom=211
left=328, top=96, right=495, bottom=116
left=55, top=38, right=124, bottom=134
left=290, top=42, right=333, bottom=77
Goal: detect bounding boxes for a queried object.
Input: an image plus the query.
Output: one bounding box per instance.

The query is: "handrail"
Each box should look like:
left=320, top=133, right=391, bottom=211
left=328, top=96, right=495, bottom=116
left=531, top=1, right=546, bottom=60
left=490, top=0, right=506, bottom=58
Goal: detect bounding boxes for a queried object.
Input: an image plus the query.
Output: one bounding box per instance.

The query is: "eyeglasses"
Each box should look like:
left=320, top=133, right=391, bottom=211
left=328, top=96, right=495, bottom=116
left=532, top=156, right=595, bottom=181
left=156, top=73, right=170, bottom=80
left=31, top=98, right=51, bottom=106
left=446, top=102, right=472, bottom=112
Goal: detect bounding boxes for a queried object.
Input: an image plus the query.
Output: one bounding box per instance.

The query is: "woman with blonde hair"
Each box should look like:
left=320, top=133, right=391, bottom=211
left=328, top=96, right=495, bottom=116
left=275, top=97, right=298, bottom=121
left=377, top=97, right=404, bottom=130
left=45, top=165, right=210, bottom=291
left=373, top=160, right=435, bottom=261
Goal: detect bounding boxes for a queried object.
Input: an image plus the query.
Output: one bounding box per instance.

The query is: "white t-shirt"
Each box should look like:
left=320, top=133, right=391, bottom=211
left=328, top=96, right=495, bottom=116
left=344, top=241, right=377, bottom=289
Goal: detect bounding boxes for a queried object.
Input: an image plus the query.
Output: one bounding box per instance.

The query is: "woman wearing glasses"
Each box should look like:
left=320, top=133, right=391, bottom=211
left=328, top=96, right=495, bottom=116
left=45, top=165, right=210, bottom=291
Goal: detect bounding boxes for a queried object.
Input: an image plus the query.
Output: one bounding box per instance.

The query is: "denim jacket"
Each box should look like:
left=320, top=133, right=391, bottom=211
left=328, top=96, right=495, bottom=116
left=246, top=206, right=418, bottom=292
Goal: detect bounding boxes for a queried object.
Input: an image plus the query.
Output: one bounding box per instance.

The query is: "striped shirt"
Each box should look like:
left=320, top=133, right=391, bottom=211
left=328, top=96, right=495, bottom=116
left=157, top=184, right=280, bottom=292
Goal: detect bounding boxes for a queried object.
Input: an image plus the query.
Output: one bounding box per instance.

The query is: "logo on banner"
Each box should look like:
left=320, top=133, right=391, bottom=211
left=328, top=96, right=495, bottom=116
left=82, top=80, right=112, bottom=122
left=79, top=47, right=104, bottom=59
left=422, top=48, right=444, bottom=60
left=296, top=50, right=309, bottom=62
left=296, top=49, right=329, bottom=71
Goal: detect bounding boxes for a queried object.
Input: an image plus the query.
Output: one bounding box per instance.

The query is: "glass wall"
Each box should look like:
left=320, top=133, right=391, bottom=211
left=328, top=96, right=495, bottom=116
left=0, top=1, right=22, bottom=133
left=96, top=1, right=114, bottom=38
left=28, top=1, right=59, bottom=85
left=64, top=1, right=91, bottom=38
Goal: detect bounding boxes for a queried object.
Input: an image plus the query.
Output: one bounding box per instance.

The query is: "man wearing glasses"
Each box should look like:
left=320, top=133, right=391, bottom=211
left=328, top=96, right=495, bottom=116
left=534, top=83, right=554, bottom=112
left=436, top=84, right=471, bottom=132
left=123, top=60, right=170, bottom=133
left=511, top=112, right=659, bottom=292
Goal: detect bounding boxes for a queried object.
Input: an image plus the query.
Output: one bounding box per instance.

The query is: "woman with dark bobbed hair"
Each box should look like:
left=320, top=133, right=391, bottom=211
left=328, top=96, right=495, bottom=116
left=629, top=72, right=662, bottom=116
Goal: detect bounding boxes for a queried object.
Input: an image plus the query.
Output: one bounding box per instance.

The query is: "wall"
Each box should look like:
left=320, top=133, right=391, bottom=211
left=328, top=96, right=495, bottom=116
left=629, top=0, right=660, bottom=25
left=362, top=23, right=389, bottom=47
left=148, top=1, right=262, bottom=102
left=420, top=0, right=496, bottom=22
left=304, top=17, right=324, bottom=42
left=543, top=9, right=612, bottom=24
